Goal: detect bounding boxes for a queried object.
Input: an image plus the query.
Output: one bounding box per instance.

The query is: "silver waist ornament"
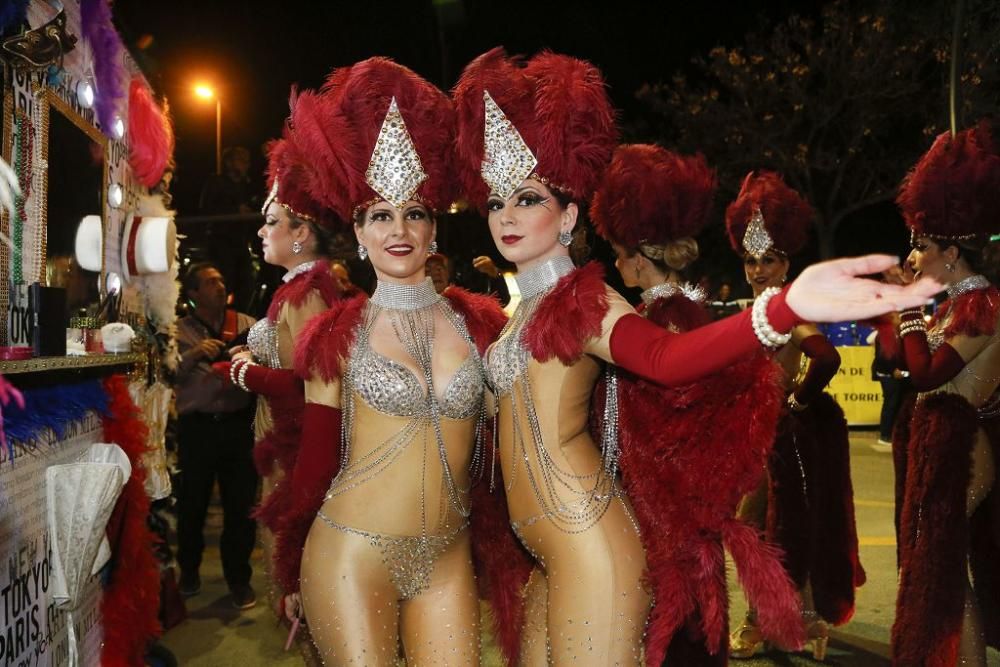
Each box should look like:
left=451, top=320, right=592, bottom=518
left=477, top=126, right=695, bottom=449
left=485, top=256, right=622, bottom=534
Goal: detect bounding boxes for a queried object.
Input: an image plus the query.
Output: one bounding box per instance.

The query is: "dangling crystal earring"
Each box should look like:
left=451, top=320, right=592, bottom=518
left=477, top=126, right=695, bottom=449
left=428, top=240, right=439, bottom=254
left=357, top=244, right=368, bottom=261
left=558, top=230, right=573, bottom=247
left=292, top=240, right=303, bottom=254
left=945, top=262, right=955, bottom=272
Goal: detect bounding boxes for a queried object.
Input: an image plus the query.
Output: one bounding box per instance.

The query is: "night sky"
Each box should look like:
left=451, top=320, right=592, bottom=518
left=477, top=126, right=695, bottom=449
left=115, top=0, right=911, bottom=304
left=114, top=0, right=822, bottom=217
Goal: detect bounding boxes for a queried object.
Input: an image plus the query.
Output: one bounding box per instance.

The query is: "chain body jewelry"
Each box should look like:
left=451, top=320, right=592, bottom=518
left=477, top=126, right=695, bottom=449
left=321, top=278, right=487, bottom=598
left=485, top=257, right=622, bottom=535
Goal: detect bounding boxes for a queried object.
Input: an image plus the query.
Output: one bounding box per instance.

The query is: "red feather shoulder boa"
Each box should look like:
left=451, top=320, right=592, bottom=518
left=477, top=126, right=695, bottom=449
left=523, top=261, right=609, bottom=364
left=266, top=262, right=347, bottom=321
left=933, top=284, right=1000, bottom=338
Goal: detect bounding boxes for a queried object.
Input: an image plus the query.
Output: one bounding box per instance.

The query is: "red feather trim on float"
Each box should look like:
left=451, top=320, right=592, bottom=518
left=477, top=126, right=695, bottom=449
left=100, top=375, right=160, bottom=667
left=127, top=77, right=173, bottom=189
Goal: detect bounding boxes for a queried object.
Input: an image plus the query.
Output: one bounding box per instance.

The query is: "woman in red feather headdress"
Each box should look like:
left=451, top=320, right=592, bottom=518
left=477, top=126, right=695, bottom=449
left=452, top=48, right=938, bottom=666
left=724, top=171, right=865, bottom=661
left=590, top=144, right=802, bottom=666
left=265, top=58, right=510, bottom=665
left=211, top=89, right=354, bottom=630
left=883, top=121, right=1000, bottom=667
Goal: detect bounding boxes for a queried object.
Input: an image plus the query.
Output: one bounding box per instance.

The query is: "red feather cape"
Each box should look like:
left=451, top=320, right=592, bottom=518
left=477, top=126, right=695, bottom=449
left=252, top=268, right=349, bottom=550
left=891, top=286, right=1000, bottom=664
left=597, top=293, right=802, bottom=665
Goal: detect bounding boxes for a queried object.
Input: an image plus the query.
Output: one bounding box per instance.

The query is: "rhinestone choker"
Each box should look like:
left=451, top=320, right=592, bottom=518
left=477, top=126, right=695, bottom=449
left=515, top=255, right=575, bottom=300
left=282, top=260, right=320, bottom=283
left=371, top=277, right=441, bottom=310
left=640, top=281, right=706, bottom=306
left=946, top=274, right=990, bottom=300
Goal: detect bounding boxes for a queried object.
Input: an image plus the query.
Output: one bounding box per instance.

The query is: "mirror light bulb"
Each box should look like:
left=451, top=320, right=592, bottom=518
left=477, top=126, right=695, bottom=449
left=112, top=115, right=125, bottom=140
left=108, top=183, right=123, bottom=208
left=76, top=81, right=95, bottom=109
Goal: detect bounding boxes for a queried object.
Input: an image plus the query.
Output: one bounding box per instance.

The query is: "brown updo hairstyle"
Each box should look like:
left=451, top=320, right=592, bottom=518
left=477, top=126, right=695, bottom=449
left=290, top=214, right=338, bottom=258
left=638, top=237, right=700, bottom=276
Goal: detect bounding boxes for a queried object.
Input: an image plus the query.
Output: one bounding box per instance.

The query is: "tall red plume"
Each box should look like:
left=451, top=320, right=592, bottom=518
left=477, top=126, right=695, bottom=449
left=311, top=57, right=457, bottom=220
left=451, top=47, right=532, bottom=211
left=127, top=77, right=173, bottom=188
left=898, top=120, right=1000, bottom=239
left=523, top=51, right=619, bottom=199
left=592, top=144, right=716, bottom=249
left=453, top=48, right=618, bottom=207
left=725, top=171, right=811, bottom=256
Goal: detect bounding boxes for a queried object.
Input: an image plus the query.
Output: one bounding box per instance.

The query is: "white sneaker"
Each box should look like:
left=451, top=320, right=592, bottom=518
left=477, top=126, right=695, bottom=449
left=871, top=439, right=892, bottom=453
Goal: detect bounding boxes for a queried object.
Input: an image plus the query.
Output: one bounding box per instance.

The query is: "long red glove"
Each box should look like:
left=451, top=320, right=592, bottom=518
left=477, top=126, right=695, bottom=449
left=900, top=329, right=965, bottom=392
left=794, top=334, right=841, bottom=405
left=274, top=401, right=342, bottom=593
left=610, top=288, right=799, bottom=387
left=212, top=361, right=302, bottom=398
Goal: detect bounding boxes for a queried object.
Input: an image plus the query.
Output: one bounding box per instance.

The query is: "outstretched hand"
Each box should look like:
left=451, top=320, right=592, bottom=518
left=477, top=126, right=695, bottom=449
left=786, top=255, right=941, bottom=322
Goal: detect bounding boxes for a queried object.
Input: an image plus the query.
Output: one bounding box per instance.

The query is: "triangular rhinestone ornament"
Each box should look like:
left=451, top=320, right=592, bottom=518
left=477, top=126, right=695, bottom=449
left=365, top=97, right=428, bottom=208
left=262, top=178, right=279, bottom=214
left=742, top=207, right=775, bottom=259
left=481, top=91, right=537, bottom=200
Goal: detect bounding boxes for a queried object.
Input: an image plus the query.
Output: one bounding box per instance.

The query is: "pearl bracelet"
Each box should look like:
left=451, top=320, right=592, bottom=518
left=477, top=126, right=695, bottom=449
left=752, top=287, right=792, bottom=349
left=236, top=360, right=254, bottom=392
left=229, top=359, right=243, bottom=386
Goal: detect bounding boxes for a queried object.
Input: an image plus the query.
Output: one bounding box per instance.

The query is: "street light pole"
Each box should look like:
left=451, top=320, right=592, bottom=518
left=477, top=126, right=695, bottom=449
left=215, top=97, right=222, bottom=175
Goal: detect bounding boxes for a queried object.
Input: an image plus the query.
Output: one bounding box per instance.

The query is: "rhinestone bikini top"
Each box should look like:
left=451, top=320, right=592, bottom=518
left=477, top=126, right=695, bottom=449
left=351, top=343, right=483, bottom=419
left=350, top=279, right=484, bottom=420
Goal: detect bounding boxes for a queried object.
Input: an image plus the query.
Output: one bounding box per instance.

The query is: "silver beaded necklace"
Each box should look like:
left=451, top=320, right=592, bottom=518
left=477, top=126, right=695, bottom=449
left=282, top=259, right=320, bottom=283
left=370, top=277, right=441, bottom=310
left=640, top=281, right=707, bottom=306
left=946, top=274, right=990, bottom=300
left=515, top=255, right=575, bottom=300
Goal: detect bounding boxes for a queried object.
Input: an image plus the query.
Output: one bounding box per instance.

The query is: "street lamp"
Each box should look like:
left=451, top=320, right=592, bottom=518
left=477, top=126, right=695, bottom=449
left=194, top=83, right=222, bottom=175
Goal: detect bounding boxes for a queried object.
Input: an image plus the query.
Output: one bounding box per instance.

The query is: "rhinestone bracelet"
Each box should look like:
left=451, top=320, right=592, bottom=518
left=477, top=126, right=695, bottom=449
left=751, top=287, right=792, bottom=349
left=899, top=319, right=927, bottom=337
left=787, top=392, right=808, bottom=412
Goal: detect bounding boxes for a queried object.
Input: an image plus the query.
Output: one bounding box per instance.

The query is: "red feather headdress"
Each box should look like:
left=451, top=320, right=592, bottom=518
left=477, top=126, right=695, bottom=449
left=266, top=58, right=456, bottom=227
left=591, top=144, right=716, bottom=249
left=897, top=120, right=1000, bottom=241
left=453, top=47, right=618, bottom=207
left=725, top=171, right=811, bottom=257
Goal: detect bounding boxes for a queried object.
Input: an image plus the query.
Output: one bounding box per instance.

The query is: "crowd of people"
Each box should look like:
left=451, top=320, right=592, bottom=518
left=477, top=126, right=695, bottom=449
left=171, top=48, right=998, bottom=666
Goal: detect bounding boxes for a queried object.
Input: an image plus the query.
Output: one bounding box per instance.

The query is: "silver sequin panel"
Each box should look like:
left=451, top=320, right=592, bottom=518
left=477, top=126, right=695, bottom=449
left=484, top=328, right=529, bottom=397
left=350, top=332, right=484, bottom=420
left=247, top=317, right=281, bottom=369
